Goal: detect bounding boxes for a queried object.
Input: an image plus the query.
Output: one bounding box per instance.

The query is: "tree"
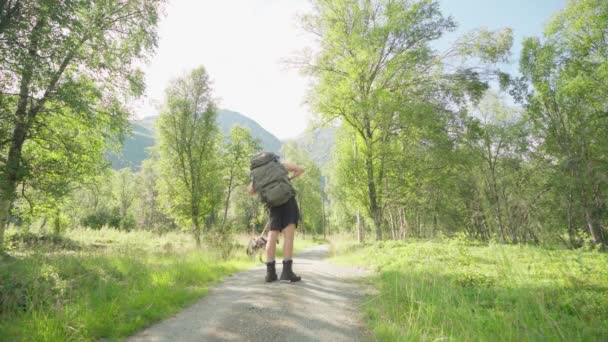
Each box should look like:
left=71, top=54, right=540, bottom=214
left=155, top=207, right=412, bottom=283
left=282, top=142, right=324, bottom=236
left=298, top=0, right=511, bottom=240
left=454, top=92, right=548, bottom=243
left=156, top=66, right=222, bottom=247
left=232, top=183, right=266, bottom=235
left=518, top=0, right=608, bottom=248
left=135, top=158, right=174, bottom=232
left=112, top=168, right=136, bottom=230
left=0, top=0, right=164, bottom=251
left=71, top=172, right=117, bottom=230
left=220, top=126, right=261, bottom=229
left=329, top=126, right=369, bottom=239
left=0, top=0, right=21, bottom=34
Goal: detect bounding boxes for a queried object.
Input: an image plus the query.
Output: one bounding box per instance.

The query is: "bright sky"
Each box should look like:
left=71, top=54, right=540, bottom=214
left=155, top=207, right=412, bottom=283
left=135, top=0, right=566, bottom=140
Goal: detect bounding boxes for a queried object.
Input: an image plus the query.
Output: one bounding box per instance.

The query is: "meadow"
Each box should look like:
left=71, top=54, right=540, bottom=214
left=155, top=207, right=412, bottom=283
left=0, top=228, right=318, bottom=341
left=331, top=237, right=608, bottom=341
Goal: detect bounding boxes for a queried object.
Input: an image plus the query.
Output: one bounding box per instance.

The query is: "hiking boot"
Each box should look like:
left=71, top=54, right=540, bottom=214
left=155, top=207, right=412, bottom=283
left=265, top=261, right=278, bottom=282
left=280, top=259, right=301, bottom=282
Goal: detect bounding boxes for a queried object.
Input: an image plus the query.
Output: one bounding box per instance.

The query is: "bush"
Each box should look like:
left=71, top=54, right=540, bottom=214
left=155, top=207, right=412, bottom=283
left=81, top=208, right=121, bottom=230
left=205, top=228, right=241, bottom=260
left=5, top=232, right=82, bottom=251
left=119, top=214, right=136, bottom=231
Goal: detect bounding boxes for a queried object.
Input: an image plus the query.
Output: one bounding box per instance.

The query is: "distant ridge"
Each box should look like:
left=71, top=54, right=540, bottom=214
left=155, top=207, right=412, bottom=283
left=287, top=127, right=337, bottom=169
left=108, top=109, right=282, bottom=170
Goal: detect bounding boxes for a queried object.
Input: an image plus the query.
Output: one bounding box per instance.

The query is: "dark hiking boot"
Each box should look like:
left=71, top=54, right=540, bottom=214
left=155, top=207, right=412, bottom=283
left=265, top=261, right=278, bottom=282
left=280, top=259, right=301, bottom=282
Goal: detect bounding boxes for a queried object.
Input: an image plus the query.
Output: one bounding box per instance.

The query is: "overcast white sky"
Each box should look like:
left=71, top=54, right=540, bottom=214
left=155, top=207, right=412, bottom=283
left=134, top=0, right=564, bottom=140
left=133, top=0, right=314, bottom=140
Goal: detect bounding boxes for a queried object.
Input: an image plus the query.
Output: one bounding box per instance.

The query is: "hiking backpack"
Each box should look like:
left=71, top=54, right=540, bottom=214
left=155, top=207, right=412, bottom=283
left=250, top=152, right=295, bottom=207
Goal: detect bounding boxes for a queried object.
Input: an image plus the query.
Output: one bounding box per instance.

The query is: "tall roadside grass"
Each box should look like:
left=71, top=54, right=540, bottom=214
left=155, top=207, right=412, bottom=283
left=330, top=237, right=608, bottom=341
left=0, top=227, right=318, bottom=341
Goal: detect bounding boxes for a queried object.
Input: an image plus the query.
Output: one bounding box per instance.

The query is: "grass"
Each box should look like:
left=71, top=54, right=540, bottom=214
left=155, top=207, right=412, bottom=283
left=330, top=237, right=608, bottom=342
left=0, top=227, right=320, bottom=341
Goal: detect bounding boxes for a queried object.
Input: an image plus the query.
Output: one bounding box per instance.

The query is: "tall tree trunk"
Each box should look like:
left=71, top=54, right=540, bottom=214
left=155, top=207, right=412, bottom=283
left=1, top=18, right=69, bottom=251
left=192, top=216, right=201, bottom=248
left=364, top=143, right=382, bottom=241
left=586, top=154, right=607, bottom=249
left=221, top=171, right=234, bottom=229
left=0, top=200, right=9, bottom=253
left=0, top=27, right=36, bottom=250
left=53, top=208, right=61, bottom=236
left=322, top=195, right=326, bottom=240
left=567, top=189, right=578, bottom=248
left=416, top=210, right=421, bottom=238
left=39, top=216, right=48, bottom=231
left=575, top=157, right=606, bottom=248
left=356, top=209, right=363, bottom=243
left=0, top=121, right=28, bottom=252
left=399, top=207, right=407, bottom=239
left=433, top=196, right=439, bottom=237
left=489, top=168, right=506, bottom=242
left=591, top=186, right=607, bottom=249
left=388, top=209, right=396, bottom=240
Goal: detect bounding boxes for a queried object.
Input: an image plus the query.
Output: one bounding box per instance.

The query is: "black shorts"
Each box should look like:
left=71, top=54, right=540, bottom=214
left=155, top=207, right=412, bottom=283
left=269, top=196, right=300, bottom=231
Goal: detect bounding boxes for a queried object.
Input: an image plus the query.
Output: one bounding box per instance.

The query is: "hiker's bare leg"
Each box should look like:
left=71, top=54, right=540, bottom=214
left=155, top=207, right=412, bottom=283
left=282, top=224, right=296, bottom=259
left=279, top=224, right=301, bottom=282
left=266, top=230, right=279, bottom=261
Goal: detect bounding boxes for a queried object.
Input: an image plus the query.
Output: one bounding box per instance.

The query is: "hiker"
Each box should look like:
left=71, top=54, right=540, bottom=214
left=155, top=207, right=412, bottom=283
left=248, top=152, right=304, bottom=283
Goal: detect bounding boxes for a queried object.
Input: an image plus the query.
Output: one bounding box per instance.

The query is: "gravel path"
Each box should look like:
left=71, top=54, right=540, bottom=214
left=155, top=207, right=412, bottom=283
left=129, top=245, right=371, bottom=342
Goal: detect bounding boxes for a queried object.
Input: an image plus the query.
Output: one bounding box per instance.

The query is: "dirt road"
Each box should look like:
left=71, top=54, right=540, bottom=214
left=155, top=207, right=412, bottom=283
left=129, top=245, right=371, bottom=342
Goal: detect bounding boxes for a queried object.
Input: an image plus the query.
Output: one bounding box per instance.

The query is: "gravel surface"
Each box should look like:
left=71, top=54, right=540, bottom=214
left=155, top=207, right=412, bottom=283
left=129, top=245, right=371, bottom=342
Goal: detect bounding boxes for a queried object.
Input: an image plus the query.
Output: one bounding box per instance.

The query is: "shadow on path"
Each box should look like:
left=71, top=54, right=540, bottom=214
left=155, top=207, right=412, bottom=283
left=129, top=245, right=371, bottom=342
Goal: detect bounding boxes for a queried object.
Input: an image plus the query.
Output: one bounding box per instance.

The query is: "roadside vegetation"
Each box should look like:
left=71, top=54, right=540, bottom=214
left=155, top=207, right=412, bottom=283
left=1, top=0, right=608, bottom=341
left=0, top=228, right=317, bottom=341
left=331, top=237, right=608, bottom=341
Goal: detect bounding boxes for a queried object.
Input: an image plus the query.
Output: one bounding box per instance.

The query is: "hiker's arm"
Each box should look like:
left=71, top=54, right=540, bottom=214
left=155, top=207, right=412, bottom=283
left=283, top=162, right=305, bottom=180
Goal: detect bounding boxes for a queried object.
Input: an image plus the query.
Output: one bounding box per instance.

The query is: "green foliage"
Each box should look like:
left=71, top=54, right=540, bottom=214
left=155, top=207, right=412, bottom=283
left=231, top=184, right=266, bottom=235
left=327, top=127, right=367, bottom=234
left=219, top=126, right=262, bottom=230
left=332, top=239, right=608, bottom=341
left=282, top=142, right=326, bottom=236
left=156, top=66, right=223, bottom=245
left=0, top=228, right=252, bottom=341
left=201, top=125, right=263, bottom=257
left=457, top=28, right=514, bottom=63
left=80, top=207, right=121, bottom=230
left=311, top=0, right=608, bottom=249
left=134, top=158, right=175, bottom=233
left=0, top=0, right=165, bottom=250
left=448, top=92, right=552, bottom=243
left=518, top=0, right=608, bottom=248
left=301, top=0, right=512, bottom=241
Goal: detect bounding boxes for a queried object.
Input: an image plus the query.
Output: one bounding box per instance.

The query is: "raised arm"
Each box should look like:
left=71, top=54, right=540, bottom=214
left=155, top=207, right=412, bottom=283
left=283, top=162, right=305, bottom=180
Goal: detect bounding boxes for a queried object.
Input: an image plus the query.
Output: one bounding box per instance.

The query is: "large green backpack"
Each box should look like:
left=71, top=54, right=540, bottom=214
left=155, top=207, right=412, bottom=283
left=250, top=152, right=295, bottom=207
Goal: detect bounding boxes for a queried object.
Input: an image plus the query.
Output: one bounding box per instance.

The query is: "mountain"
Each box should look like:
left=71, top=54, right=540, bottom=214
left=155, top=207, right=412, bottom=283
left=108, top=109, right=282, bottom=170
left=288, top=127, right=337, bottom=169
left=216, top=110, right=282, bottom=153
left=109, top=120, right=156, bottom=170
